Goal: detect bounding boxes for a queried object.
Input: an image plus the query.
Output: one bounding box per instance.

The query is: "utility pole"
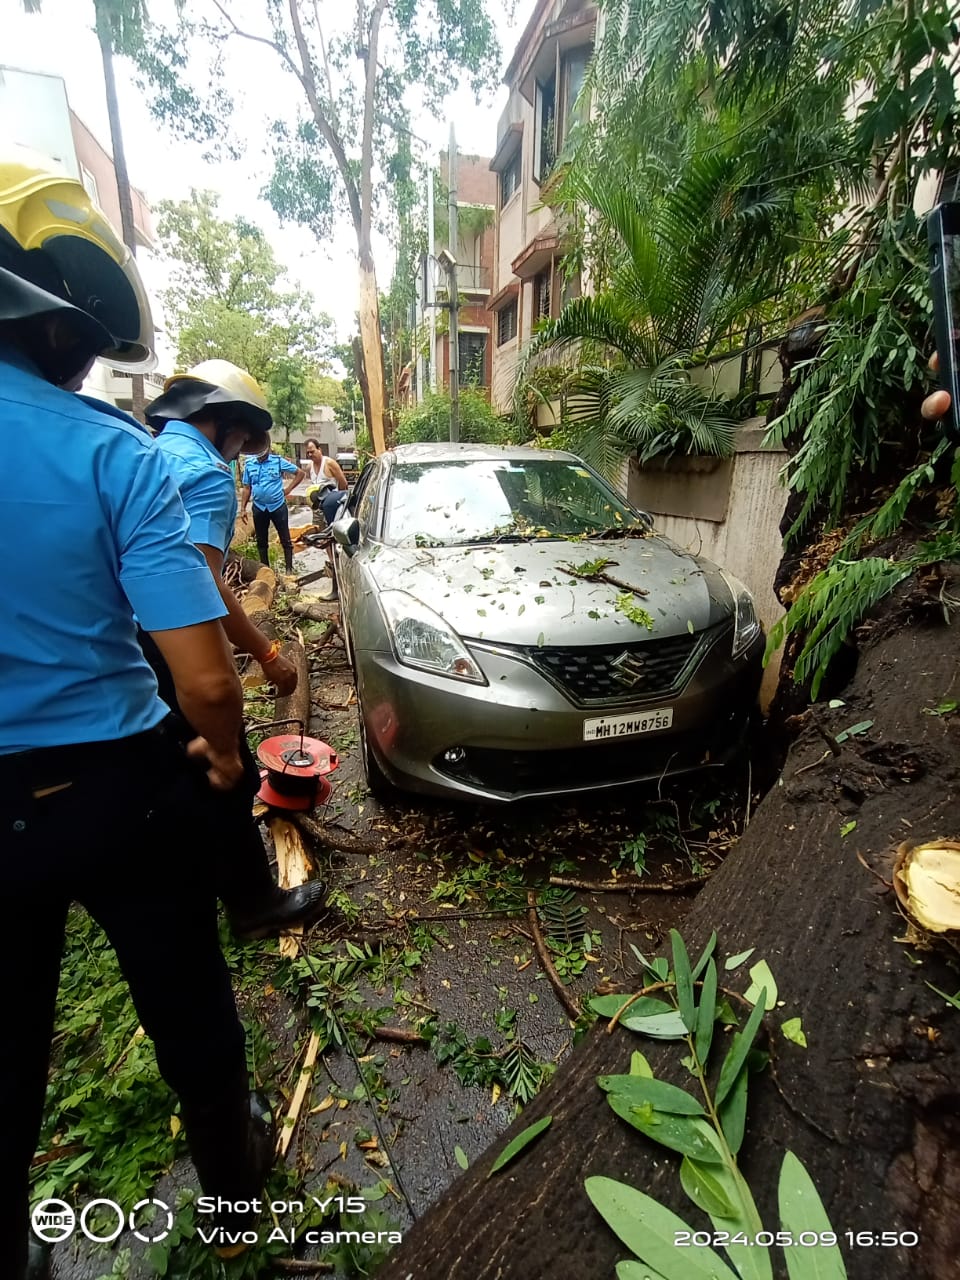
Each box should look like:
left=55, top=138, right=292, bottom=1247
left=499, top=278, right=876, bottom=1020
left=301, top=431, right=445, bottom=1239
left=447, top=122, right=460, bottom=444
left=416, top=250, right=426, bottom=404
left=426, top=164, right=437, bottom=394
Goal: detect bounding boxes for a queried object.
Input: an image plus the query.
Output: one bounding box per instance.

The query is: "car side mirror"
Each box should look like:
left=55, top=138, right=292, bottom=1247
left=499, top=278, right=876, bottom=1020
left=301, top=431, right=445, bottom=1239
left=331, top=515, right=361, bottom=557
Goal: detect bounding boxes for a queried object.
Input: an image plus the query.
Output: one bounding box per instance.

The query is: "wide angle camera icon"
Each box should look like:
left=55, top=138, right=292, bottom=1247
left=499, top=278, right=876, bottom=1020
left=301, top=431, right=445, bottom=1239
left=31, top=1196, right=174, bottom=1245
left=30, top=1200, right=75, bottom=1245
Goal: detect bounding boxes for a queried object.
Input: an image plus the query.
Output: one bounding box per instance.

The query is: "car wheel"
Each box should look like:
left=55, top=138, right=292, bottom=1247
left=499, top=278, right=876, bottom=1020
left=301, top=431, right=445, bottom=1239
left=356, top=695, right=397, bottom=802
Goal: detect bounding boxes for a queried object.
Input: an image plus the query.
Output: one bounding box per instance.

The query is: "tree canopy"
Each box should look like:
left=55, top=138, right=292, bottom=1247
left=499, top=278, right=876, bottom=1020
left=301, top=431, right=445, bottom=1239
left=156, top=190, right=334, bottom=386
left=129, top=0, right=503, bottom=454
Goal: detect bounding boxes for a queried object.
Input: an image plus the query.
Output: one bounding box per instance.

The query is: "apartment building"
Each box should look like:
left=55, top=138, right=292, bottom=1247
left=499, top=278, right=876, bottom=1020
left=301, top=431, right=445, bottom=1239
left=434, top=150, right=497, bottom=393
left=69, top=111, right=166, bottom=412
left=488, top=0, right=597, bottom=414
left=1, top=67, right=165, bottom=411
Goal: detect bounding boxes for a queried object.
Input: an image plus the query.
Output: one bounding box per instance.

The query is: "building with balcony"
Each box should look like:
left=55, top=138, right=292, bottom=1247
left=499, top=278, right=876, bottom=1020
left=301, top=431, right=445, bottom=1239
left=488, top=0, right=597, bottom=414
left=1, top=66, right=164, bottom=413
left=433, top=150, right=497, bottom=394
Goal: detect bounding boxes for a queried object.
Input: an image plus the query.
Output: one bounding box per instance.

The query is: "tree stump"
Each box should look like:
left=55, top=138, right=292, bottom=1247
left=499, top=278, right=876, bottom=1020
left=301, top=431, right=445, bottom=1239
left=376, top=600, right=960, bottom=1280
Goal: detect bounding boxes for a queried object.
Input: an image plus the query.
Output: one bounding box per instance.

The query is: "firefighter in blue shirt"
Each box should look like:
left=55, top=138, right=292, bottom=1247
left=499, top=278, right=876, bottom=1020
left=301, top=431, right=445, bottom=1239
left=240, top=441, right=304, bottom=572
left=144, top=359, right=326, bottom=938
left=0, top=152, right=272, bottom=1277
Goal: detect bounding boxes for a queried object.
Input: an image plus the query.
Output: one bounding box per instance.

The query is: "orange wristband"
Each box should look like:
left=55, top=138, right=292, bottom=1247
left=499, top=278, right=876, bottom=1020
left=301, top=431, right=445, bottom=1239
left=261, top=640, right=282, bottom=664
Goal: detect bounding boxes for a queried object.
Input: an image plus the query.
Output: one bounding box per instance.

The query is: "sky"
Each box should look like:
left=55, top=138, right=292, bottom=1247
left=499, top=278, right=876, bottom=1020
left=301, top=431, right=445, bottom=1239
left=1, top=0, right=538, bottom=358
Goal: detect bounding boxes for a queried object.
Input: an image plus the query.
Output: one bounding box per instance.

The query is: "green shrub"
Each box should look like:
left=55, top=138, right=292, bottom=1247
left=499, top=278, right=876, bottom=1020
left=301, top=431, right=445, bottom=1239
left=396, top=389, right=516, bottom=446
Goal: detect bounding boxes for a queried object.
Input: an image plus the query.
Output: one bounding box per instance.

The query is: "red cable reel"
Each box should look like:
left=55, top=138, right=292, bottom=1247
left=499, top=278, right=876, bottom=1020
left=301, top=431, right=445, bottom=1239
left=251, top=719, right=339, bottom=811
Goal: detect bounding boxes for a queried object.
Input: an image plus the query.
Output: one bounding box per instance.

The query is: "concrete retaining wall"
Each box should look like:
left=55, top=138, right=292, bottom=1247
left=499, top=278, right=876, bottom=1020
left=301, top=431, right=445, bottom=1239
left=626, top=420, right=788, bottom=705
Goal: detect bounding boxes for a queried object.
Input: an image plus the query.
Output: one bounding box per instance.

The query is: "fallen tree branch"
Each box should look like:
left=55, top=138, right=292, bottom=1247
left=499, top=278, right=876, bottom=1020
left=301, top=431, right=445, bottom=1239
left=556, top=564, right=649, bottom=597
left=548, top=874, right=708, bottom=893
left=293, top=812, right=382, bottom=858
left=291, top=600, right=337, bottom=625
left=31, top=1144, right=84, bottom=1169
left=277, top=1031, right=321, bottom=1159
left=526, top=890, right=582, bottom=1021
left=604, top=982, right=672, bottom=1033
left=371, top=1026, right=429, bottom=1045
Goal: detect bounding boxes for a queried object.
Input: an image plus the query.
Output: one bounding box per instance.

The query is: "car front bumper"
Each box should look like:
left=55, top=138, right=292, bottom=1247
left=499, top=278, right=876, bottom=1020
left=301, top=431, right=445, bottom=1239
left=354, top=627, right=764, bottom=804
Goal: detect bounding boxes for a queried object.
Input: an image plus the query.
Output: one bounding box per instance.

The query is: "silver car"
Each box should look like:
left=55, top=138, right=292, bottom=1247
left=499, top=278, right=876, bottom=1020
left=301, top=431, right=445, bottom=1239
left=332, top=443, right=763, bottom=803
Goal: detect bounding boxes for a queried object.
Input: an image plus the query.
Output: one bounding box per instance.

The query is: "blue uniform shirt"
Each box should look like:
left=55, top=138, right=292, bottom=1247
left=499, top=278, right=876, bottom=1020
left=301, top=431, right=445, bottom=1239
left=242, top=452, right=298, bottom=512
left=155, top=419, right=237, bottom=555
left=0, top=344, right=227, bottom=753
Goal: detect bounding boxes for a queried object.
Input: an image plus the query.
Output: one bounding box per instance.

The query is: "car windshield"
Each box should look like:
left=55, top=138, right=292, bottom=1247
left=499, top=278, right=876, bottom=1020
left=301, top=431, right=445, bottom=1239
left=383, top=458, right=645, bottom=547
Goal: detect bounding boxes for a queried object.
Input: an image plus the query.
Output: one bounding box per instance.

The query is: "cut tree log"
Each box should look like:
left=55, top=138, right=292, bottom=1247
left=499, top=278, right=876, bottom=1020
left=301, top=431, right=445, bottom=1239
left=269, top=816, right=314, bottom=960
left=290, top=600, right=337, bottom=625
left=273, top=640, right=311, bottom=729
left=376, top=599, right=960, bottom=1280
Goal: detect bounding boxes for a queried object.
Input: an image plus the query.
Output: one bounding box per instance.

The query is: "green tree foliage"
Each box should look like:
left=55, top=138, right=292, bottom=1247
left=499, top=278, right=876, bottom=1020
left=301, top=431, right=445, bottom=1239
left=548, top=0, right=958, bottom=692
left=156, top=190, right=334, bottom=385
left=128, top=1, right=502, bottom=454
left=397, top=390, right=514, bottom=446
left=266, top=354, right=313, bottom=448
left=515, top=152, right=793, bottom=475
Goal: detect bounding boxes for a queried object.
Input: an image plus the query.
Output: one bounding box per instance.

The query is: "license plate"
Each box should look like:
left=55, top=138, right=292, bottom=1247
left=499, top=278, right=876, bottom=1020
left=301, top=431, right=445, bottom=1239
left=583, top=708, right=674, bottom=742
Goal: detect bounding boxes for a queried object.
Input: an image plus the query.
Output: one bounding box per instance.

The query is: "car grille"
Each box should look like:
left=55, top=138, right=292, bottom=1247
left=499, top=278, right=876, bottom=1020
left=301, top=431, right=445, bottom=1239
left=514, top=623, right=729, bottom=706
left=435, top=721, right=743, bottom=797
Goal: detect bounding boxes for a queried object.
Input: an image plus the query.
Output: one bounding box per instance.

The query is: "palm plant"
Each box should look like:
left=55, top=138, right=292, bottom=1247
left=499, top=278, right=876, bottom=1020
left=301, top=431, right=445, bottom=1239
left=514, top=152, right=790, bottom=477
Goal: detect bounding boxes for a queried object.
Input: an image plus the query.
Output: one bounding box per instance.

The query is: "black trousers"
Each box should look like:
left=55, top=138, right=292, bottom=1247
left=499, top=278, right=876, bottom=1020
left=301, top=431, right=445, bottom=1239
left=0, top=727, right=251, bottom=1277
left=138, top=630, right=276, bottom=912
left=252, top=502, right=293, bottom=572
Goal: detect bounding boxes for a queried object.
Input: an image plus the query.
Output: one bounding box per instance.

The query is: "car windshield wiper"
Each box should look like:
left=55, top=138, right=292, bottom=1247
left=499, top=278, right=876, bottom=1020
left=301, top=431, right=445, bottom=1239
left=459, top=533, right=530, bottom=544
left=582, top=525, right=646, bottom=539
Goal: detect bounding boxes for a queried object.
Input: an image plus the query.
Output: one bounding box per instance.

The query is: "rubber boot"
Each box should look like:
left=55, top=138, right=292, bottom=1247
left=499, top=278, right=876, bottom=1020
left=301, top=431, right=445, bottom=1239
left=23, top=1238, right=50, bottom=1280
left=183, top=1089, right=276, bottom=1259
left=227, top=880, right=328, bottom=941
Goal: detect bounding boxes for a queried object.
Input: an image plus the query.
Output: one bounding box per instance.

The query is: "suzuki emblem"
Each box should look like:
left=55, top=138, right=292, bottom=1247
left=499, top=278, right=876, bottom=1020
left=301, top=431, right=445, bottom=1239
left=610, top=651, right=648, bottom=687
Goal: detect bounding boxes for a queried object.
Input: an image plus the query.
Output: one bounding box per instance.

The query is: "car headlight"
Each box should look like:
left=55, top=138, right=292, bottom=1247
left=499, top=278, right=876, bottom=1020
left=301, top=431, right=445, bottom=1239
left=378, top=590, right=487, bottom=684
left=722, top=573, right=762, bottom=658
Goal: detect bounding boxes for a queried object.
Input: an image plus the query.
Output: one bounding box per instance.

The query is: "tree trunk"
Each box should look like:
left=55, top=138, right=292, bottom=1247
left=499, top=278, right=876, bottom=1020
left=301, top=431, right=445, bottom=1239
left=95, top=2, right=146, bottom=423
left=376, top=582, right=960, bottom=1280
left=355, top=0, right=389, bottom=455
left=357, top=255, right=387, bottom=455
left=352, top=334, right=372, bottom=441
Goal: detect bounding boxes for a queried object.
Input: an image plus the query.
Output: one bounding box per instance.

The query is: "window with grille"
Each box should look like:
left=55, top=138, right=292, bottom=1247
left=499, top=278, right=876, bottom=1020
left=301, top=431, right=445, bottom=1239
left=459, top=332, right=488, bottom=386
left=534, top=71, right=557, bottom=183
left=533, top=269, right=552, bottom=323
left=938, top=164, right=960, bottom=203
left=501, top=150, right=521, bottom=206
left=497, top=302, right=518, bottom=346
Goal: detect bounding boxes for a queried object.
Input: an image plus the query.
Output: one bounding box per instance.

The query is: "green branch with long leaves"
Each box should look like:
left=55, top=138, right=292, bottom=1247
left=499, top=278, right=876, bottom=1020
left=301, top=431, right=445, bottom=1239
left=585, top=930, right=847, bottom=1280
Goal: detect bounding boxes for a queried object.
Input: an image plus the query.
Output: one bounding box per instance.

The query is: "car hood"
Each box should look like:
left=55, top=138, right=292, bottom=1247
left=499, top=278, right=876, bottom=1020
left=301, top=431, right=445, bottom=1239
left=366, top=536, right=734, bottom=646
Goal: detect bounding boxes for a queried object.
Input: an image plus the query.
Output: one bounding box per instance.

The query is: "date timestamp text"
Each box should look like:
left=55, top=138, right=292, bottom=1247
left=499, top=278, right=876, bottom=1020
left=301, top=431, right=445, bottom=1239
left=674, top=1231, right=919, bottom=1248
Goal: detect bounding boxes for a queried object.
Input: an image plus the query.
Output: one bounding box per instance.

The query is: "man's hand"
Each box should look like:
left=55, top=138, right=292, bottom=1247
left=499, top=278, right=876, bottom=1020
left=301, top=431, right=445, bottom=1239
left=262, top=650, right=298, bottom=696
left=186, top=735, right=244, bottom=791
left=922, top=352, right=952, bottom=422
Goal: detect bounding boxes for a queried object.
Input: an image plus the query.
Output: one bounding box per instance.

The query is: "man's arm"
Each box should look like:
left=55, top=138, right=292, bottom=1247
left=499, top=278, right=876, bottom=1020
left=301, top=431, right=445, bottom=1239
left=196, top=543, right=298, bottom=696
left=148, top=619, right=244, bottom=789
left=111, top=442, right=244, bottom=791
left=239, top=483, right=252, bottom=518
left=327, top=459, right=348, bottom=490
left=282, top=462, right=305, bottom=500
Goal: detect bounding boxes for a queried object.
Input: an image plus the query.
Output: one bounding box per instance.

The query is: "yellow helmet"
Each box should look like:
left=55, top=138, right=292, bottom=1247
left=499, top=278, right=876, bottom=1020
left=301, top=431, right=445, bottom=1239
left=0, top=146, right=155, bottom=373
left=146, top=358, right=273, bottom=443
